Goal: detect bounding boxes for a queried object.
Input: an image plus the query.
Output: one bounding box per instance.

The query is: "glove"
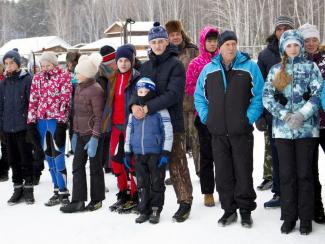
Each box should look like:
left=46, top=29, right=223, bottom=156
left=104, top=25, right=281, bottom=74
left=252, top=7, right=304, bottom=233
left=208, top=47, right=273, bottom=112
left=71, top=133, right=77, bottom=153
left=84, top=136, right=98, bottom=158
left=54, top=123, right=67, bottom=148
left=123, top=153, right=132, bottom=170
left=0, top=130, right=7, bottom=144
left=274, top=92, right=288, bottom=106
left=158, top=150, right=170, bottom=168
left=26, top=124, right=41, bottom=147
left=286, top=112, right=304, bottom=129
left=255, top=116, right=267, bottom=131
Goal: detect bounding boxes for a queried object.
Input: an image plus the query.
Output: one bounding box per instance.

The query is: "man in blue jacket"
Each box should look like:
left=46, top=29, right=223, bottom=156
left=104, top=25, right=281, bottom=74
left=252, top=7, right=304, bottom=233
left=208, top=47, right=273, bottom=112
left=194, top=31, right=264, bottom=228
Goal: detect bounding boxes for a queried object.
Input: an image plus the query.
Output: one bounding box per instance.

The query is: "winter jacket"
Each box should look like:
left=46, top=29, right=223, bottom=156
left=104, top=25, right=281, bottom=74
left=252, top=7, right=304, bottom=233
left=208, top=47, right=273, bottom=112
left=124, top=109, right=173, bottom=155
left=306, top=47, right=325, bottom=128
left=73, top=79, right=104, bottom=138
left=132, top=45, right=186, bottom=133
left=194, top=51, right=264, bottom=136
left=186, top=26, right=219, bottom=97
left=263, top=31, right=323, bottom=139
left=27, top=67, right=72, bottom=124
left=0, top=70, right=32, bottom=133
left=101, top=69, right=140, bottom=133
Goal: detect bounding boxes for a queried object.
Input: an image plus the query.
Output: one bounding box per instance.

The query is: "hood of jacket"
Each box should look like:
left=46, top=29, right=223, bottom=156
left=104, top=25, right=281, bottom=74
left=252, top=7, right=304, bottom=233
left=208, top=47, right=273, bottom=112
left=199, top=26, right=220, bottom=60
left=279, top=30, right=305, bottom=59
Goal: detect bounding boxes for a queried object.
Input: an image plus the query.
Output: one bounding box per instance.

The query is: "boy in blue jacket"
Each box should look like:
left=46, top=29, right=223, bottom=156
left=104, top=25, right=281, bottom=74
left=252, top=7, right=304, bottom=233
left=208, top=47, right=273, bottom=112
left=124, top=77, right=173, bottom=224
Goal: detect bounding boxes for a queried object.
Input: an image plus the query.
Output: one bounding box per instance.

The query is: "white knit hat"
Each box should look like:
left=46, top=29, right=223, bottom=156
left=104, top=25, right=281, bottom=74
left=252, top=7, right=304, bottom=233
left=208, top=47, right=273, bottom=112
left=299, top=23, right=320, bottom=41
left=39, top=51, right=58, bottom=66
left=75, top=54, right=99, bottom=79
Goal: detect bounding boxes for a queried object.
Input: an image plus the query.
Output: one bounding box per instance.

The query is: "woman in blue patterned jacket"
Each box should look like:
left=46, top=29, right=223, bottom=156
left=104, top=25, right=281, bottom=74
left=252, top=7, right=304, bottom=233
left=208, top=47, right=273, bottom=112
left=263, top=29, right=323, bottom=235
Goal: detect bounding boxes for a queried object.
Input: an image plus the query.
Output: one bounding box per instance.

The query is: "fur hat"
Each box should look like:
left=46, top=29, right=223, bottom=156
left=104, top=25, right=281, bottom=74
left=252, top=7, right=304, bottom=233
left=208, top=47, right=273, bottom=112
left=3, top=48, right=21, bottom=67
left=165, top=20, right=183, bottom=34
left=75, top=54, right=99, bottom=79
left=136, top=77, right=156, bottom=91
left=218, top=30, right=237, bottom=48
left=99, top=45, right=116, bottom=65
left=299, top=23, right=320, bottom=41
left=39, top=51, right=58, bottom=66
left=148, top=22, right=168, bottom=42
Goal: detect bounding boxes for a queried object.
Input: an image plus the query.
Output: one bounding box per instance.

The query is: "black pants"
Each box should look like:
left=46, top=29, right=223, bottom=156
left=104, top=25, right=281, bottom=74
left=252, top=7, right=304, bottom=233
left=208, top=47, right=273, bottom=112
left=0, top=143, right=9, bottom=175
left=100, top=132, right=111, bottom=170
left=313, top=129, right=325, bottom=214
left=275, top=138, right=316, bottom=221
left=212, top=133, right=256, bottom=212
left=72, top=135, right=105, bottom=202
left=5, top=131, right=34, bottom=185
left=135, top=154, right=166, bottom=215
left=194, top=117, right=215, bottom=194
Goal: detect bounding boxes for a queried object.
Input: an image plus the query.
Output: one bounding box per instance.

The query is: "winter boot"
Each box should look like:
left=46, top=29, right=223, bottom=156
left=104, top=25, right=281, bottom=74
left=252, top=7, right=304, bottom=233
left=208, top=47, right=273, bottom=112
left=44, top=190, right=60, bottom=207
left=218, top=211, right=238, bottom=227
left=239, top=209, right=252, bottom=228
left=23, top=184, right=35, bottom=204
left=257, top=179, right=273, bottom=191
left=33, top=175, right=41, bottom=186
left=300, top=220, right=312, bottom=235
left=59, top=192, right=70, bottom=207
left=172, top=202, right=191, bottom=222
left=135, top=214, right=150, bottom=224
left=281, top=221, right=296, bottom=234
left=109, top=191, right=129, bottom=212
left=60, top=201, right=85, bottom=213
left=86, top=201, right=102, bottom=211
left=204, top=194, right=215, bottom=207
left=7, top=184, right=24, bottom=205
left=117, top=200, right=138, bottom=214
left=264, top=194, right=280, bottom=208
left=149, top=207, right=160, bottom=224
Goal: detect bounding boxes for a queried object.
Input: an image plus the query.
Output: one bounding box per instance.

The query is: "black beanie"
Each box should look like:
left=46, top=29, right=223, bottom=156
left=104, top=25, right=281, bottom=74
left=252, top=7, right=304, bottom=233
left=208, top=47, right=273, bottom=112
left=115, top=45, right=134, bottom=64
left=3, top=48, right=21, bottom=67
left=217, top=30, right=237, bottom=48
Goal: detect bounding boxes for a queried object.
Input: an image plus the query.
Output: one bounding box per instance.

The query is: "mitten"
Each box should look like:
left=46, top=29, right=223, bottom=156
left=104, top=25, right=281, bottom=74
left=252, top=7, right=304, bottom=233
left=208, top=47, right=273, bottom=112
left=287, top=112, right=304, bottom=129
left=71, top=133, right=77, bottom=153
left=123, top=153, right=132, bottom=170
left=84, top=136, right=99, bottom=158
left=158, top=150, right=170, bottom=168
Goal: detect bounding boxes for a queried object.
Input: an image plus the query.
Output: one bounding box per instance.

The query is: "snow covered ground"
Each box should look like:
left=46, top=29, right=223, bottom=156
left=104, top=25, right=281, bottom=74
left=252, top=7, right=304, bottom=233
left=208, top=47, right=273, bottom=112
left=0, top=130, right=324, bottom=244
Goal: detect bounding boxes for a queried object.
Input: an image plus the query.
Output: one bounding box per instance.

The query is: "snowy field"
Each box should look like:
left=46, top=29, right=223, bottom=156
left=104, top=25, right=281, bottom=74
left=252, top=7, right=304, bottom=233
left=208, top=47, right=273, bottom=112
left=0, top=129, right=325, bottom=244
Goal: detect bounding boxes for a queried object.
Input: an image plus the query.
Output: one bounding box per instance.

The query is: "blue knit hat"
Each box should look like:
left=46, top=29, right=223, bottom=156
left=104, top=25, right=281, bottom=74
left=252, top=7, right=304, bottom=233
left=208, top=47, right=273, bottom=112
left=115, top=45, right=134, bottom=64
left=148, top=22, right=168, bottom=42
left=3, top=48, right=21, bottom=67
left=136, top=77, right=156, bottom=91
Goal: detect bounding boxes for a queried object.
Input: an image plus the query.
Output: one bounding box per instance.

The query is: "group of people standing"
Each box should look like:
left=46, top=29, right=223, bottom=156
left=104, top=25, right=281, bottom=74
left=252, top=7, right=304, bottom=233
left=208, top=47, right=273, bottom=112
left=0, top=16, right=324, bottom=235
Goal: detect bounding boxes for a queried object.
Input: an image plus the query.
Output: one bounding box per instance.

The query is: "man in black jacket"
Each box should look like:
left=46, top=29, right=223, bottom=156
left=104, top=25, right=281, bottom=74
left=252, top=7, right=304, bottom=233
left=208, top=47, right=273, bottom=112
left=131, top=22, right=193, bottom=222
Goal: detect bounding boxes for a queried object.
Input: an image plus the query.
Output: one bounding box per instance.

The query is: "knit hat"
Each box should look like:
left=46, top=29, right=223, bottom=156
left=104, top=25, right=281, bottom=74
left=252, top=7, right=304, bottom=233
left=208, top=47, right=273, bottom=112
left=115, top=45, right=134, bottom=64
left=99, top=45, right=116, bottom=65
left=3, top=48, right=21, bottom=67
left=124, top=43, right=137, bottom=56
left=136, top=77, right=156, bottom=91
left=165, top=20, right=183, bottom=34
left=298, top=23, right=320, bottom=41
left=75, top=55, right=99, bottom=79
left=274, top=16, right=294, bottom=29
left=218, top=30, right=237, bottom=48
left=279, top=29, right=304, bottom=55
left=148, top=22, right=168, bottom=42
left=39, top=51, right=58, bottom=66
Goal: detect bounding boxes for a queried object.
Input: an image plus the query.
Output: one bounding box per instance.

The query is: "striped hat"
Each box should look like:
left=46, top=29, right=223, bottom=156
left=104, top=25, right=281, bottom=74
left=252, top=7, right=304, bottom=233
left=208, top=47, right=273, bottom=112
left=99, top=45, right=116, bottom=65
left=275, top=16, right=294, bottom=29
left=136, top=77, right=156, bottom=91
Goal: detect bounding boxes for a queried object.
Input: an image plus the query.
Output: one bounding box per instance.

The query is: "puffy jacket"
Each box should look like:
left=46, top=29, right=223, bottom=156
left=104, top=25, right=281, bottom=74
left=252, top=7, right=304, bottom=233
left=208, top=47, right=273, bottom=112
left=186, top=26, right=220, bottom=97
left=27, top=67, right=72, bottom=124
left=0, top=70, right=32, bottom=132
left=73, top=79, right=104, bottom=138
left=263, top=30, right=323, bottom=139
left=194, top=51, right=264, bottom=136
left=132, top=45, right=186, bottom=133
left=124, top=109, right=173, bottom=155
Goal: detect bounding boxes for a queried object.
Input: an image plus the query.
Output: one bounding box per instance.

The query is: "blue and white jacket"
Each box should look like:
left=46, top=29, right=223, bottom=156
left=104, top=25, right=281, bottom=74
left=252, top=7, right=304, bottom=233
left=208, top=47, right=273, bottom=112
left=194, top=51, right=264, bottom=136
left=124, top=109, right=173, bottom=155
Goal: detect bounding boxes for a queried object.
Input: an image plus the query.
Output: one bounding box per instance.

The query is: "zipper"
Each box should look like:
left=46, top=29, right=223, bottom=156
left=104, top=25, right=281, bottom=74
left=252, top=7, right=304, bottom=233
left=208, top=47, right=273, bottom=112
left=118, top=74, right=124, bottom=95
left=290, top=61, right=294, bottom=139
left=141, top=117, right=145, bottom=155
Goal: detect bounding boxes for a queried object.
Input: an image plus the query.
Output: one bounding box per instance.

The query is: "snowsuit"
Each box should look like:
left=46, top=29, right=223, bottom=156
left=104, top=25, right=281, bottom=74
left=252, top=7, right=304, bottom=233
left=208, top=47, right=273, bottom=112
left=28, top=67, right=72, bottom=193
left=186, top=26, right=219, bottom=194
left=125, top=108, right=173, bottom=214
left=195, top=51, right=264, bottom=212
left=263, top=30, right=323, bottom=221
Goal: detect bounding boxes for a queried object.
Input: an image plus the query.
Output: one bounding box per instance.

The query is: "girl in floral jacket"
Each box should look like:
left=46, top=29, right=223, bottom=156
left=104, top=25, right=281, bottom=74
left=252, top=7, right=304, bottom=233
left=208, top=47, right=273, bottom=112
left=27, top=52, right=72, bottom=207
left=263, top=30, right=323, bottom=235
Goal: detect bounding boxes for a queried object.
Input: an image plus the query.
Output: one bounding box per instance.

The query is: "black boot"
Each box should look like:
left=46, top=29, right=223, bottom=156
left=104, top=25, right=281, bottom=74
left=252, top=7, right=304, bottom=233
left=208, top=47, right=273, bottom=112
left=149, top=207, right=160, bottom=224
left=218, top=211, right=238, bottom=227
left=239, top=209, right=252, bottom=228
left=109, top=191, right=129, bottom=212
left=135, top=214, right=150, bottom=224
left=60, top=201, right=85, bottom=213
left=33, top=175, right=41, bottom=186
left=86, top=201, right=102, bottom=211
left=172, top=202, right=191, bottom=222
left=7, top=184, right=24, bottom=205
left=45, top=190, right=60, bottom=207
left=23, top=184, right=35, bottom=204
left=280, top=221, right=296, bottom=234
left=59, top=192, right=70, bottom=207
left=300, top=220, right=312, bottom=235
